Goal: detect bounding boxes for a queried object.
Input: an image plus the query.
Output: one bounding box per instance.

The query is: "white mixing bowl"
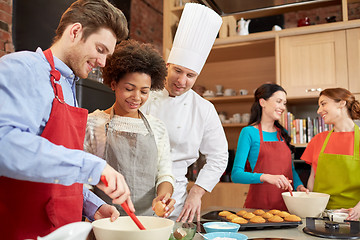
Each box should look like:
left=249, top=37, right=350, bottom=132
left=92, top=216, right=174, bottom=240
left=282, top=192, right=330, bottom=218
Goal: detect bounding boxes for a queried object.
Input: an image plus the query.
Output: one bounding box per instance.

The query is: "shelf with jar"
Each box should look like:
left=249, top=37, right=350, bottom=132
left=164, top=0, right=360, bottom=149
left=204, top=95, right=323, bottom=149
left=163, top=0, right=360, bottom=60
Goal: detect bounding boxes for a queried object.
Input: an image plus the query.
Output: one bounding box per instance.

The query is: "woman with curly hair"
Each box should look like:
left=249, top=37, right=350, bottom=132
left=302, top=88, right=360, bottom=220
left=84, top=39, right=175, bottom=217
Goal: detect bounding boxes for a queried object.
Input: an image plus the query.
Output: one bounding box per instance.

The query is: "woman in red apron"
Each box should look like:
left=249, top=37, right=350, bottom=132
left=232, top=83, right=308, bottom=211
left=301, top=88, right=360, bottom=220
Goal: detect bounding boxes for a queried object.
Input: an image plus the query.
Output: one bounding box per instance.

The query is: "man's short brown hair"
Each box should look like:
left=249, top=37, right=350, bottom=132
left=53, top=0, right=128, bottom=43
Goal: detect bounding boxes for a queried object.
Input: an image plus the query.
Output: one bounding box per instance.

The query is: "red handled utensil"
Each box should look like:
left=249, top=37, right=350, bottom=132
left=289, top=188, right=293, bottom=196
left=286, top=177, right=293, bottom=196
left=100, top=176, right=146, bottom=230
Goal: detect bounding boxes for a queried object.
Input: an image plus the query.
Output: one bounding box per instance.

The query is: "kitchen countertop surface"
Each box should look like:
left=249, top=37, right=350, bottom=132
left=193, top=222, right=320, bottom=240
left=192, top=207, right=331, bottom=240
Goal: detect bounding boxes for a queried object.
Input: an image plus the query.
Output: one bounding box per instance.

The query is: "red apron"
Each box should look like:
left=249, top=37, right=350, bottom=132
left=0, top=49, right=88, bottom=240
left=244, top=124, right=293, bottom=211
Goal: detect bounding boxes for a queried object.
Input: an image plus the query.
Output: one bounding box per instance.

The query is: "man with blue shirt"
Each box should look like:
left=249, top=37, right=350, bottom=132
left=0, top=0, right=134, bottom=239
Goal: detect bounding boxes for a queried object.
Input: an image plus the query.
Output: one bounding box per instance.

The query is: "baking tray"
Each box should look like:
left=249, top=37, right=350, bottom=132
left=201, top=210, right=302, bottom=231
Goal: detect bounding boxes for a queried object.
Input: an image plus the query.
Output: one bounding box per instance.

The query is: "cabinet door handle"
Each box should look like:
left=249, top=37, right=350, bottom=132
left=305, top=88, right=322, bottom=93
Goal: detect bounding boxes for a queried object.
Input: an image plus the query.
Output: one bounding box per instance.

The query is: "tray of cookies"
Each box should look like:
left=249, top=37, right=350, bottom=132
left=201, top=209, right=302, bottom=230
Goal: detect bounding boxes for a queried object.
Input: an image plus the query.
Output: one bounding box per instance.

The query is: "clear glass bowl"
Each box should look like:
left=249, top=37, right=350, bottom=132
left=169, top=222, right=196, bottom=240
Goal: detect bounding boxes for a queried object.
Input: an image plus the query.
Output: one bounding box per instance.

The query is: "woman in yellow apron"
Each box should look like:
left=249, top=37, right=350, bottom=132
left=301, top=88, right=360, bottom=220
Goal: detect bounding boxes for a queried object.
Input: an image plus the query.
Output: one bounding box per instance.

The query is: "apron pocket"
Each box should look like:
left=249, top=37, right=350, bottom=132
left=45, top=195, right=83, bottom=229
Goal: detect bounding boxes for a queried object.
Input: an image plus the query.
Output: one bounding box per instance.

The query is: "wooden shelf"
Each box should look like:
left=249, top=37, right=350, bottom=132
left=204, top=95, right=254, bottom=103
left=286, top=97, right=318, bottom=104
left=223, top=0, right=340, bottom=21
left=170, top=0, right=340, bottom=21
left=222, top=123, right=247, bottom=128
left=214, top=32, right=277, bottom=48
left=170, top=6, right=184, bottom=18
left=293, top=159, right=306, bottom=163
left=294, top=143, right=308, bottom=148
left=213, top=19, right=360, bottom=49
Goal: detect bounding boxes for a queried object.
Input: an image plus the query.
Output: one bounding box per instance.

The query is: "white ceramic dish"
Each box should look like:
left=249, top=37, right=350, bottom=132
left=327, top=210, right=350, bottom=222
left=282, top=192, right=330, bottom=218
left=203, top=222, right=240, bottom=233
left=37, top=222, right=92, bottom=240
left=92, top=216, right=174, bottom=240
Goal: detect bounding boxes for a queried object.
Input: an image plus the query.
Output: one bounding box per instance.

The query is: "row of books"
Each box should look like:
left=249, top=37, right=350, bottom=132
left=280, top=112, right=333, bottom=144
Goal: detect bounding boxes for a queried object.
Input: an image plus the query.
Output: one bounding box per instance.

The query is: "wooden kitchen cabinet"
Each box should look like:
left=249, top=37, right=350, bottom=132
left=279, top=30, right=349, bottom=98
left=347, top=28, right=360, bottom=94
left=197, top=40, right=276, bottom=149
left=202, top=96, right=253, bottom=149
left=188, top=181, right=249, bottom=210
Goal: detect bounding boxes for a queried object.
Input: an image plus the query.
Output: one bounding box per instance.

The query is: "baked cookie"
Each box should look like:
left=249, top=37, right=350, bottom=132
left=226, top=214, right=239, bottom=221
left=253, top=209, right=265, bottom=216
left=219, top=210, right=232, bottom=217
left=231, top=216, right=248, bottom=224
left=268, top=209, right=281, bottom=215
left=261, top=212, right=274, bottom=219
left=250, top=216, right=266, bottom=223
left=284, top=214, right=301, bottom=222
left=236, top=210, right=248, bottom=217
left=243, top=212, right=256, bottom=219
left=268, top=215, right=284, bottom=223
left=277, top=211, right=290, bottom=218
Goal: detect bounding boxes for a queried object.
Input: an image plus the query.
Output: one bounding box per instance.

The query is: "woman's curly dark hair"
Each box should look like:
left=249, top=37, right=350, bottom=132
left=102, top=39, right=167, bottom=91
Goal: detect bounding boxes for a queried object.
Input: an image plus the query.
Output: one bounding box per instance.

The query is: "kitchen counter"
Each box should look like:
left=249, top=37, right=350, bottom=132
left=193, top=222, right=320, bottom=240
left=193, top=207, right=330, bottom=240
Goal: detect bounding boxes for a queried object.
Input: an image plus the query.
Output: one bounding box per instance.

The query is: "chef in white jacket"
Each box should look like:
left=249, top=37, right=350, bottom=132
left=141, top=3, right=228, bottom=222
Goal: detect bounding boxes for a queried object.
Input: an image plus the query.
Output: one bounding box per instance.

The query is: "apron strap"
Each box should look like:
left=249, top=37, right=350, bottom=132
left=258, top=123, right=283, bottom=142
left=138, top=111, right=154, bottom=136
left=319, top=129, right=334, bottom=154
left=275, top=126, right=283, bottom=141
left=258, top=123, right=264, bottom=143
left=106, top=107, right=154, bottom=136
left=43, top=49, right=64, bottom=103
left=354, top=124, right=359, bottom=159
left=320, top=125, right=359, bottom=157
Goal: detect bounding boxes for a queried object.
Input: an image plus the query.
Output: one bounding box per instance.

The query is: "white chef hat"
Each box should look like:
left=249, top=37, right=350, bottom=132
left=167, top=3, right=222, bottom=75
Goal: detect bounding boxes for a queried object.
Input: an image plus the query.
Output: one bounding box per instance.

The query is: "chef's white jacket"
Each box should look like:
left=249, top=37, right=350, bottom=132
left=141, top=89, right=228, bottom=216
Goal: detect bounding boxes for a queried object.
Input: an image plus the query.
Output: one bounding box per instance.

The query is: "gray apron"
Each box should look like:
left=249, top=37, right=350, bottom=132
left=94, top=108, right=157, bottom=216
